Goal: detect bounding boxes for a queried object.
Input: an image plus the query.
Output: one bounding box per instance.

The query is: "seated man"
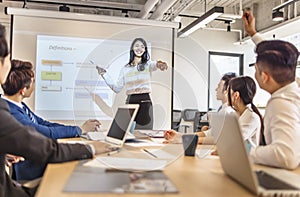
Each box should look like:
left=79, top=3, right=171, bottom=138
left=1, top=59, right=101, bottom=180
left=243, top=10, right=300, bottom=169
left=164, top=72, right=236, bottom=144
left=0, top=23, right=111, bottom=197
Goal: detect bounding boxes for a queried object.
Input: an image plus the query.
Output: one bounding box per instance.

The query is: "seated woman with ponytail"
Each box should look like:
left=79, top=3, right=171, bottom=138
left=227, top=76, right=263, bottom=148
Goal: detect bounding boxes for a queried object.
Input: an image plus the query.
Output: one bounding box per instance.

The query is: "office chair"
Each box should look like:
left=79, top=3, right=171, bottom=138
left=172, top=109, right=182, bottom=132
left=194, top=111, right=209, bottom=132
left=181, top=109, right=199, bottom=133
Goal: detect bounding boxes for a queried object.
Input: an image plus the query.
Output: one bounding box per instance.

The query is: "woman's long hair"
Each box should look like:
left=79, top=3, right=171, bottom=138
left=128, top=38, right=150, bottom=66
left=228, top=76, right=265, bottom=145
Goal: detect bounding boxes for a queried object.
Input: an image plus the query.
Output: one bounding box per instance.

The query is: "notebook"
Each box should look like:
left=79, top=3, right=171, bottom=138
left=214, top=113, right=300, bottom=196
left=83, top=104, right=139, bottom=148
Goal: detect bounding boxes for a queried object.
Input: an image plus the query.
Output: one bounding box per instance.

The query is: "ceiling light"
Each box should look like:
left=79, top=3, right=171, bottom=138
left=224, top=20, right=231, bottom=32
left=59, top=4, right=70, bottom=12
left=272, top=10, right=284, bottom=22
left=178, top=6, right=224, bottom=38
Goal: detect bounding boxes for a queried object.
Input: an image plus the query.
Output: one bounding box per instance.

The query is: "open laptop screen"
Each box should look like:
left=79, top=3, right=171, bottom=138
left=106, top=108, right=135, bottom=140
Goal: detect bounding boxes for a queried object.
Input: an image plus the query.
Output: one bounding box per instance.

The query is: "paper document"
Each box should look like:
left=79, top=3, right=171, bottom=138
left=125, top=139, right=164, bottom=147
left=143, top=149, right=177, bottom=160
left=134, top=130, right=165, bottom=138
left=96, top=157, right=167, bottom=171
left=83, top=159, right=107, bottom=168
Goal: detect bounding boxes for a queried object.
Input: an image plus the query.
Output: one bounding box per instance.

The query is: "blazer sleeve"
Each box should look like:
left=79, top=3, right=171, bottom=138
left=0, top=99, right=93, bottom=164
left=10, top=106, right=81, bottom=139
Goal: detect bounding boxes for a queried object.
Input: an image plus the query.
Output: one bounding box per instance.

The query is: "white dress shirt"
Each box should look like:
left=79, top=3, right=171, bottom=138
left=203, top=103, right=234, bottom=137
left=250, top=82, right=300, bottom=169
left=204, top=105, right=260, bottom=149
left=219, top=102, right=235, bottom=114
left=251, top=33, right=264, bottom=45
left=239, top=106, right=261, bottom=148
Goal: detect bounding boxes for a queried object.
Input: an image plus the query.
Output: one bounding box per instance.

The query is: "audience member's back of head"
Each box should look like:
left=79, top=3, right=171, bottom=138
left=255, top=40, right=299, bottom=85
left=228, top=76, right=256, bottom=106
left=228, top=76, right=263, bottom=136
left=1, top=59, right=34, bottom=96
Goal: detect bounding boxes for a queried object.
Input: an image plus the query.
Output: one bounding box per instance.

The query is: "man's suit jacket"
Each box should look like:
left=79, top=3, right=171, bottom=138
left=7, top=101, right=81, bottom=139
left=0, top=98, right=93, bottom=197
left=5, top=100, right=83, bottom=181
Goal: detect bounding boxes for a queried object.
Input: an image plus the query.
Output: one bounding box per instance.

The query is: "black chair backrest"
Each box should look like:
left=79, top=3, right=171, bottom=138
left=172, top=109, right=182, bottom=131
left=194, top=111, right=209, bottom=132
left=182, top=109, right=199, bottom=121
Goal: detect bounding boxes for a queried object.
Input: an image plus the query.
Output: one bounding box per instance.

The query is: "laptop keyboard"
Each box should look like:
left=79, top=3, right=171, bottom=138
left=256, top=170, right=299, bottom=190
left=86, top=132, right=106, bottom=141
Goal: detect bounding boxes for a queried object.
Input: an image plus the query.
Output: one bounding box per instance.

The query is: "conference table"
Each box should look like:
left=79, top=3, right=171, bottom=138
left=35, top=139, right=300, bottom=197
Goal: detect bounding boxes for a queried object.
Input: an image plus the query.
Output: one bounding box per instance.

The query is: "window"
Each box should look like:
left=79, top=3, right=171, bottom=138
left=208, top=52, right=243, bottom=111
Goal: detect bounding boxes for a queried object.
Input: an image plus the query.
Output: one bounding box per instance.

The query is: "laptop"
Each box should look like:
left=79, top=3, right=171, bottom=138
left=214, top=113, right=300, bottom=196
left=84, top=104, right=139, bottom=148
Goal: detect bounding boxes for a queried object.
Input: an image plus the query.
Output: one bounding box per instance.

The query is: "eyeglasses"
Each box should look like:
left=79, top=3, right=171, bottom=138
left=137, top=63, right=145, bottom=71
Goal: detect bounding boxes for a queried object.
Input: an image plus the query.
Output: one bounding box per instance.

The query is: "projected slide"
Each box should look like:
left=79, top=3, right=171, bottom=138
left=35, top=35, right=133, bottom=120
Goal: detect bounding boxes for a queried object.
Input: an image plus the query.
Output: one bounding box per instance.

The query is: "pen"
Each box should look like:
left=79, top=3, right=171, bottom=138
left=143, top=149, right=157, bottom=158
left=107, top=149, right=120, bottom=156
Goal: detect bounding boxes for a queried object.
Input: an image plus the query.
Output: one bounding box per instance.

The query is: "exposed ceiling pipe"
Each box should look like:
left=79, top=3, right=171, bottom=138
left=221, top=0, right=243, bottom=19
left=272, top=0, right=297, bottom=11
left=239, top=0, right=243, bottom=16
left=294, top=1, right=298, bottom=18
left=137, top=0, right=160, bottom=19
left=163, top=0, right=197, bottom=21
left=149, top=0, right=178, bottom=20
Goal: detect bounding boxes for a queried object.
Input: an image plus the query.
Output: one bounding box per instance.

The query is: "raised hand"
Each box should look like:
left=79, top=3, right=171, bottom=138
left=156, top=60, right=168, bottom=71
left=242, top=8, right=257, bottom=36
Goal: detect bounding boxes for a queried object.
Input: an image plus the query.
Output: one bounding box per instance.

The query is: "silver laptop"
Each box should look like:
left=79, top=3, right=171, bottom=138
left=85, top=104, right=139, bottom=148
left=214, top=113, right=300, bottom=196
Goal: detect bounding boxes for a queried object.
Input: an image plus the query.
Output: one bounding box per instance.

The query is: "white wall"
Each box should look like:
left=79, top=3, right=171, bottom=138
left=174, top=29, right=249, bottom=111
left=174, top=17, right=300, bottom=112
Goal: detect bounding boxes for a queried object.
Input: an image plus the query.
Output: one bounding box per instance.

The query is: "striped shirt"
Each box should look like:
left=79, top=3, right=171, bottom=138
left=101, top=60, right=157, bottom=95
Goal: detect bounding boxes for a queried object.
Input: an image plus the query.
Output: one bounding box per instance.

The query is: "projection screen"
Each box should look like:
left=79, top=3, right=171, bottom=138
left=7, top=8, right=177, bottom=130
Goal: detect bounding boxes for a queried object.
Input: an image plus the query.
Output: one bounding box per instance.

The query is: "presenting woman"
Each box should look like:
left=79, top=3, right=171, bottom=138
left=96, top=37, right=168, bottom=129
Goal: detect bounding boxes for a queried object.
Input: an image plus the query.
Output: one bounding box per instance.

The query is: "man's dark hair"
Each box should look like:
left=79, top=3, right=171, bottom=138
left=2, top=59, right=34, bottom=96
left=221, top=72, right=237, bottom=91
left=255, top=40, right=299, bottom=85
